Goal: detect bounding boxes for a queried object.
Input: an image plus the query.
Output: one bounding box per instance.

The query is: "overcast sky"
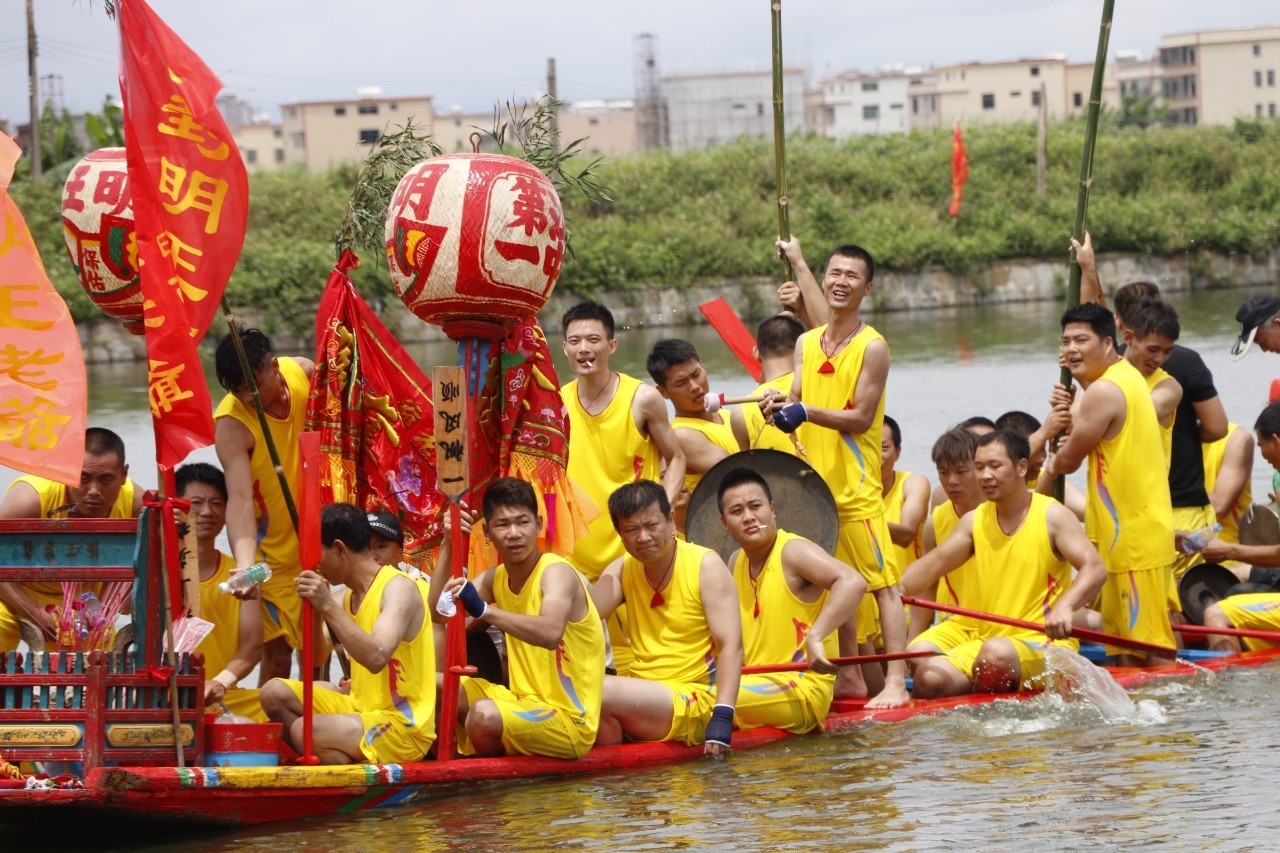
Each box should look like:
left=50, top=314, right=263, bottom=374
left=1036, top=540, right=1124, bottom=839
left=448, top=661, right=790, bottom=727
left=2, top=1, right=1277, bottom=126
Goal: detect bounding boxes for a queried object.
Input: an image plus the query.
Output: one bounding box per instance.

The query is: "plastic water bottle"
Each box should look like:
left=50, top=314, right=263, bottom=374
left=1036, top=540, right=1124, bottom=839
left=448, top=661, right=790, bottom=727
left=218, top=562, right=272, bottom=594
left=215, top=703, right=254, bottom=724
left=1180, top=522, right=1223, bottom=554
left=77, top=592, right=103, bottom=632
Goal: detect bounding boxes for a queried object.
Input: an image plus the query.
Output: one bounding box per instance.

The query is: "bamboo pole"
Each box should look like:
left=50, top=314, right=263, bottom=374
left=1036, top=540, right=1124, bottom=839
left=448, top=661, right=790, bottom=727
left=770, top=0, right=791, bottom=281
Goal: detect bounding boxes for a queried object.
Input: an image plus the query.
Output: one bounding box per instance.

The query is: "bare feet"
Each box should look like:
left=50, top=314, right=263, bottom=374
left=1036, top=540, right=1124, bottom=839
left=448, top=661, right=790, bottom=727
left=865, top=680, right=910, bottom=709
left=833, top=664, right=868, bottom=700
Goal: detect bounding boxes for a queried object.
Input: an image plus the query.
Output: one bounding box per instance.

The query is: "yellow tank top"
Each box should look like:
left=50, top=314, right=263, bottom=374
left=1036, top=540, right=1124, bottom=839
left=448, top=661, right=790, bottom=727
left=564, top=373, right=659, bottom=580
left=493, top=552, right=604, bottom=729
left=740, top=374, right=797, bottom=456
left=930, top=501, right=974, bottom=613
left=196, top=551, right=241, bottom=675
left=212, top=357, right=310, bottom=583
left=1203, top=423, right=1251, bottom=545
left=970, top=494, right=1076, bottom=647
left=12, top=475, right=136, bottom=598
left=672, top=414, right=738, bottom=497
left=345, top=566, right=436, bottom=749
left=1086, top=359, right=1175, bottom=573
left=1144, top=368, right=1175, bottom=471
left=884, top=470, right=922, bottom=580
left=622, top=539, right=718, bottom=685
left=732, top=529, right=837, bottom=667
left=797, top=324, right=886, bottom=521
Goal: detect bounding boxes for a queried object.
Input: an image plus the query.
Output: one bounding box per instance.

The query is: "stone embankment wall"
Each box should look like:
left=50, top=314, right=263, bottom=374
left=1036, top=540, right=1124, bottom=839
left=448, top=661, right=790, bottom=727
left=78, top=249, right=1279, bottom=363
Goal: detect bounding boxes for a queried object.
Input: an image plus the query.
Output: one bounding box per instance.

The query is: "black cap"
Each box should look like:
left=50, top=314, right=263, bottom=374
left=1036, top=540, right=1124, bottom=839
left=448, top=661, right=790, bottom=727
left=367, top=511, right=404, bottom=545
left=1232, top=294, right=1280, bottom=361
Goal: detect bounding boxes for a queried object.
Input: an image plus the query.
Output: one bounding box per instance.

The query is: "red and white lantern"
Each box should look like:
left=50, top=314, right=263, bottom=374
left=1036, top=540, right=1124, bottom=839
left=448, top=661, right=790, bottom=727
left=385, top=153, right=565, bottom=340
left=60, top=148, right=143, bottom=334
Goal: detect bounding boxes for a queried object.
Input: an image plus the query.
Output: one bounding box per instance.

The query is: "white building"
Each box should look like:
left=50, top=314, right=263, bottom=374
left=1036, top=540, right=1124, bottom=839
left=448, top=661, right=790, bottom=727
left=663, top=69, right=805, bottom=152
left=816, top=65, right=934, bottom=137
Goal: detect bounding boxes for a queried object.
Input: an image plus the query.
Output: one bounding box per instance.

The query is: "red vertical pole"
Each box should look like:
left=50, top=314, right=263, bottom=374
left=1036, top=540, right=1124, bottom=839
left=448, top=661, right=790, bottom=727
left=436, top=502, right=465, bottom=761
left=296, top=431, right=322, bottom=765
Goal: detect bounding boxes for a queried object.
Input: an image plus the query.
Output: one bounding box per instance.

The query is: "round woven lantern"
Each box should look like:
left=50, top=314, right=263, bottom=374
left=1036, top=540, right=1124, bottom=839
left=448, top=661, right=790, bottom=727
left=385, top=153, right=565, bottom=341
left=61, top=148, right=143, bottom=334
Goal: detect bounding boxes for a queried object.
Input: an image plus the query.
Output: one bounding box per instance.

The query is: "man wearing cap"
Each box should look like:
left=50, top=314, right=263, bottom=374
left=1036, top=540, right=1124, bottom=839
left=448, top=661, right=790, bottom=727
left=1232, top=295, right=1280, bottom=361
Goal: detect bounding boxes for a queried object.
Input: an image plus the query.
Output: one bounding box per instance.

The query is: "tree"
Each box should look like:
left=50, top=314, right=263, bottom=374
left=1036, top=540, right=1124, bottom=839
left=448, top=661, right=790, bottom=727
left=1115, top=90, right=1168, bottom=130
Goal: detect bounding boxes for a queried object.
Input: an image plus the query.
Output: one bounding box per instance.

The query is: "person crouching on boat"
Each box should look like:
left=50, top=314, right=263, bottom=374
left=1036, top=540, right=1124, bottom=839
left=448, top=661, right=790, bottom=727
left=590, top=480, right=743, bottom=758
left=902, top=431, right=1105, bottom=698
left=175, top=463, right=265, bottom=721
left=0, top=427, right=143, bottom=651
left=440, top=478, right=604, bottom=759
left=260, top=504, right=436, bottom=765
left=717, top=467, right=865, bottom=732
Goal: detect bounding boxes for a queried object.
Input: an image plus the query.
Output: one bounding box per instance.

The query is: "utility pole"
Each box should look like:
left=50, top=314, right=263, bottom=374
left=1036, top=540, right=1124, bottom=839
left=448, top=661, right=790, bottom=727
left=546, top=57, right=560, bottom=157
left=26, top=0, right=42, bottom=181
left=1035, top=82, right=1047, bottom=198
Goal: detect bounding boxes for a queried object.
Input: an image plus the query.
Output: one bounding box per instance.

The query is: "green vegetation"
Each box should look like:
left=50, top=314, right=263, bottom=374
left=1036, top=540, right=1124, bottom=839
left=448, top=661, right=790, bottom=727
left=10, top=119, right=1280, bottom=338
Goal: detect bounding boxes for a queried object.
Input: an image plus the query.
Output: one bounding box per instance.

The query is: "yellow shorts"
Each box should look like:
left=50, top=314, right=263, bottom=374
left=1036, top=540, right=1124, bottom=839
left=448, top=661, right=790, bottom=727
left=260, top=568, right=303, bottom=648
left=282, top=679, right=434, bottom=763
left=945, top=634, right=1078, bottom=688
left=459, top=678, right=595, bottom=760
left=219, top=687, right=267, bottom=722
left=835, top=513, right=896, bottom=593
left=856, top=594, right=880, bottom=646
left=735, top=671, right=834, bottom=734
left=1172, top=505, right=1215, bottom=581
left=1215, top=593, right=1280, bottom=652
left=1098, top=568, right=1176, bottom=658
left=656, top=680, right=716, bottom=746
left=911, top=616, right=979, bottom=654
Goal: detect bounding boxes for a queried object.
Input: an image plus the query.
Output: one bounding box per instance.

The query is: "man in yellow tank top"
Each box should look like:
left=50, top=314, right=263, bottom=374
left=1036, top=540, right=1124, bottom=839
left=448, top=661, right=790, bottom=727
left=1044, top=303, right=1178, bottom=667
left=729, top=313, right=806, bottom=457
left=175, top=463, right=265, bottom=721
left=1201, top=424, right=1254, bottom=547
left=1123, top=303, right=1183, bottom=472
left=0, top=427, right=142, bottom=650
left=717, top=468, right=865, bottom=732
left=590, top=481, right=742, bottom=758
left=1202, top=405, right=1280, bottom=575
left=760, top=241, right=909, bottom=710
left=443, top=479, right=605, bottom=759
left=261, top=503, right=436, bottom=764
left=903, top=431, right=1106, bottom=696
left=213, top=327, right=319, bottom=683
left=646, top=340, right=739, bottom=533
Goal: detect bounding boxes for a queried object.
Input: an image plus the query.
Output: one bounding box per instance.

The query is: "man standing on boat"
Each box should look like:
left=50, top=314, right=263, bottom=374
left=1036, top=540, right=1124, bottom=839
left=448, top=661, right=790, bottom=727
left=442, top=479, right=604, bottom=759
left=1043, top=303, right=1178, bottom=667
left=260, top=503, right=436, bottom=765
left=902, top=431, right=1105, bottom=696
left=561, top=302, right=685, bottom=676
left=213, top=327, right=320, bottom=683
left=0, top=427, right=142, bottom=649
left=761, top=242, right=910, bottom=709
left=717, top=468, right=865, bottom=732
left=590, top=480, right=742, bottom=758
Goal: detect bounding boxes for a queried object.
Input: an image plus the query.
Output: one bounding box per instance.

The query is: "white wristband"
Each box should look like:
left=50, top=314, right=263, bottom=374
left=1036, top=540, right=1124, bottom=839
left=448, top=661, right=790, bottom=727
left=212, top=669, right=238, bottom=691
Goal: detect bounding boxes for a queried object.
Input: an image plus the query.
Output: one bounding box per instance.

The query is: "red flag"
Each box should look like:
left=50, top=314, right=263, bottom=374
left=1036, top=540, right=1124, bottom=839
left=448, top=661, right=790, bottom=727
left=948, top=121, right=968, bottom=218
left=117, top=0, right=248, bottom=466
left=0, top=133, right=88, bottom=485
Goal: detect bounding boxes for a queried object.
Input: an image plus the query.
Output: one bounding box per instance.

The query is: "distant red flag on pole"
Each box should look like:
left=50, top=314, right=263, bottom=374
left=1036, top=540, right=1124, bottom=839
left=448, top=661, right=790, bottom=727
left=948, top=121, right=968, bottom=218
left=117, top=0, right=249, bottom=467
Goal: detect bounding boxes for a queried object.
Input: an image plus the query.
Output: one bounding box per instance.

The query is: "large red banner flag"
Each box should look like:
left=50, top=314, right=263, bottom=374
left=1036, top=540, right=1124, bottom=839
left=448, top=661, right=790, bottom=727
left=948, top=121, right=969, bottom=218
left=0, top=133, right=88, bottom=485
left=117, top=0, right=248, bottom=467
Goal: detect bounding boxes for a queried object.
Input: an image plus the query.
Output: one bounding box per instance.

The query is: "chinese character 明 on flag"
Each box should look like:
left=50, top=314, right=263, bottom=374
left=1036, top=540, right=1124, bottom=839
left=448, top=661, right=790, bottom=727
left=948, top=121, right=968, bottom=218
left=117, top=0, right=249, bottom=467
left=0, top=133, right=88, bottom=486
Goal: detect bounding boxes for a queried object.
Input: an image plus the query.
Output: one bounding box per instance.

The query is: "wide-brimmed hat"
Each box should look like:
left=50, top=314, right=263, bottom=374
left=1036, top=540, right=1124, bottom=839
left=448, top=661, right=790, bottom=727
left=367, top=511, right=404, bottom=545
left=1232, top=294, right=1280, bottom=360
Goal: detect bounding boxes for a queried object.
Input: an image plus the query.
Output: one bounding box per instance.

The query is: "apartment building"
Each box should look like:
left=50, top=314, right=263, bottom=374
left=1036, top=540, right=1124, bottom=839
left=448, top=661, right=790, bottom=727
left=1115, top=50, right=1162, bottom=101
left=231, top=123, right=285, bottom=172
left=280, top=91, right=434, bottom=170
left=816, top=65, right=934, bottom=137
left=435, top=99, right=635, bottom=158
left=1159, top=26, right=1280, bottom=125
left=663, top=69, right=805, bottom=152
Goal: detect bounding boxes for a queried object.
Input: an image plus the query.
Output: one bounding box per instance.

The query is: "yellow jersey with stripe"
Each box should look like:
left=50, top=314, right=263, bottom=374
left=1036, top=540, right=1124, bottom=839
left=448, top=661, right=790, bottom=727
left=345, top=565, right=436, bottom=755
left=213, top=357, right=310, bottom=590
left=732, top=529, right=837, bottom=665
left=672, top=414, right=738, bottom=497
left=1202, top=423, right=1251, bottom=545
left=931, top=501, right=975, bottom=615
left=797, top=324, right=886, bottom=522
left=740, top=374, right=797, bottom=456
left=623, top=539, right=718, bottom=686
left=493, top=553, right=605, bottom=736
left=564, top=373, right=660, bottom=580
left=1086, top=359, right=1175, bottom=573
left=970, top=494, right=1076, bottom=649
left=1144, top=367, right=1175, bottom=471
left=884, top=470, right=922, bottom=579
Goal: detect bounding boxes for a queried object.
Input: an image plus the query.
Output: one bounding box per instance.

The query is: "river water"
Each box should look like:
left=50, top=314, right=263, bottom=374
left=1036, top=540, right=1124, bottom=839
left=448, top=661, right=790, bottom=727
left=6, top=286, right=1280, bottom=850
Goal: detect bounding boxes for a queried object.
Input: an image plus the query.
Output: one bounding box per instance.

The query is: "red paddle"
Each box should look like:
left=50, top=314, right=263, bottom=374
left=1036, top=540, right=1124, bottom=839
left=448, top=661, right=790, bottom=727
left=1176, top=623, right=1280, bottom=645
left=700, top=298, right=763, bottom=382
left=900, top=596, right=1178, bottom=660
left=742, top=650, right=936, bottom=675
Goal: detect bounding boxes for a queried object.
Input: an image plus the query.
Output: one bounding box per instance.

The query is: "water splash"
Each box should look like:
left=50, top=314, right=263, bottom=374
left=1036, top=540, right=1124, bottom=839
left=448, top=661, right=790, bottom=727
left=1040, top=645, right=1166, bottom=725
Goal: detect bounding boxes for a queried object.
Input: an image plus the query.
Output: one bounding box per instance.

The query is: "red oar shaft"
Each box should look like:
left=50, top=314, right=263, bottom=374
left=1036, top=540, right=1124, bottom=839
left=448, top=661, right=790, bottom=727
left=1175, top=623, right=1280, bottom=644
left=900, top=596, right=1177, bottom=660
left=742, top=649, right=936, bottom=675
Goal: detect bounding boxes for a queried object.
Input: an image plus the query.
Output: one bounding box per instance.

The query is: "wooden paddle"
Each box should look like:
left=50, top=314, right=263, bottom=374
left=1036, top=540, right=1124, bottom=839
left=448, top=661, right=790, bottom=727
left=742, top=649, right=937, bottom=675
left=1175, top=624, right=1280, bottom=645
left=900, top=595, right=1178, bottom=660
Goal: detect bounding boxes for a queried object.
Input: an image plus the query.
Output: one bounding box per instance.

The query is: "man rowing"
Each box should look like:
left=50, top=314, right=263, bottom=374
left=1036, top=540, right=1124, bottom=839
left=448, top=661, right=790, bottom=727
left=761, top=240, right=910, bottom=709
left=590, top=480, right=742, bottom=757
left=1202, top=404, right=1280, bottom=581
left=444, top=479, right=604, bottom=759
left=717, top=467, right=865, bottom=732
left=903, top=431, right=1105, bottom=697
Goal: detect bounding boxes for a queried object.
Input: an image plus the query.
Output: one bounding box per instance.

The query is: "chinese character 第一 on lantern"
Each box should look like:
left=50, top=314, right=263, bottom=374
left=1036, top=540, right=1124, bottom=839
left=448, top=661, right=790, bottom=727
left=385, top=153, right=565, bottom=341
left=61, top=148, right=143, bottom=333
